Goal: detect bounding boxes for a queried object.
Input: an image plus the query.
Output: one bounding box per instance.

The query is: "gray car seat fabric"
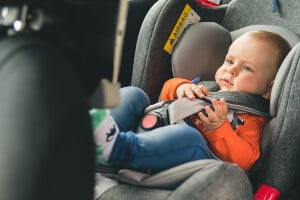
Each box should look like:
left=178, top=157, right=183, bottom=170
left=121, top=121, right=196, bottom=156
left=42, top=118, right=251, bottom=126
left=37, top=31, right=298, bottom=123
left=171, top=22, right=300, bottom=81
left=126, top=0, right=300, bottom=199
left=0, top=36, right=95, bottom=200
left=169, top=21, right=300, bottom=188
left=132, top=0, right=300, bottom=104
left=172, top=22, right=231, bottom=80
left=250, top=43, right=300, bottom=192
left=221, top=0, right=300, bottom=34
left=131, top=0, right=228, bottom=104
left=97, top=160, right=253, bottom=200
left=117, top=160, right=223, bottom=189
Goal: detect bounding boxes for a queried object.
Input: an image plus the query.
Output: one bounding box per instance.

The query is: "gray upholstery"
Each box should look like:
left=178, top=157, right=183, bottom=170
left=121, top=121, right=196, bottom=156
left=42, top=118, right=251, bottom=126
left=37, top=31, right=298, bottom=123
left=171, top=22, right=300, bottom=87
left=131, top=0, right=227, bottom=104
left=132, top=0, right=300, bottom=104
left=97, top=0, right=300, bottom=199
left=222, top=0, right=300, bottom=35
left=271, top=43, right=300, bottom=116
left=118, top=160, right=222, bottom=189
left=97, top=161, right=253, bottom=200
left=172, top=22, right=231, bottom=80
left=250, top=43, right=300, bottom=192
left=164, top=23, right=300, bottom=193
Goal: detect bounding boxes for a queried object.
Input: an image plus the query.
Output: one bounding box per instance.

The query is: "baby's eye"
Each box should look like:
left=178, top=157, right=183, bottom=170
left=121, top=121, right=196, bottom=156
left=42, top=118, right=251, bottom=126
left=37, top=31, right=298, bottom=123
left=242, top=66, right=251, bottom=71
left=226, top=59, right=233, bottom=65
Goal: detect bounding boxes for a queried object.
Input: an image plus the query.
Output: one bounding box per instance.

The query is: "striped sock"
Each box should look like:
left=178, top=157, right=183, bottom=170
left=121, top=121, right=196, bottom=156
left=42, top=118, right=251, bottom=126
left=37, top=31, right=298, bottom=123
left=89, top=108, right=119, bottom=165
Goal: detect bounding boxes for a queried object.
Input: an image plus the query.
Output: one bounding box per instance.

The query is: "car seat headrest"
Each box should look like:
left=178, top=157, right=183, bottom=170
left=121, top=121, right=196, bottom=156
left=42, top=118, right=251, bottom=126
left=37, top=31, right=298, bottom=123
left=172, top=22, right=300, bottom=83
left=171, top=22, right=231, bottom=81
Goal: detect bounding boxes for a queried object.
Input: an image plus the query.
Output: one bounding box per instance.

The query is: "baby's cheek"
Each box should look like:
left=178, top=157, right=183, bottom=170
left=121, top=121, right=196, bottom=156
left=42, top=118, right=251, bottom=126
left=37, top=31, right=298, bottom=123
left=237, top=77, right=266, bottom=93
left=215, top=68, right=223, bottom=80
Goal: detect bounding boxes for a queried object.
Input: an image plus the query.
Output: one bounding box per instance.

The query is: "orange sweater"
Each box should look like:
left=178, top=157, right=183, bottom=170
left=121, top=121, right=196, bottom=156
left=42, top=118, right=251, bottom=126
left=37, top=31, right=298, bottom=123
left=161, top=78, right=268, bottom=171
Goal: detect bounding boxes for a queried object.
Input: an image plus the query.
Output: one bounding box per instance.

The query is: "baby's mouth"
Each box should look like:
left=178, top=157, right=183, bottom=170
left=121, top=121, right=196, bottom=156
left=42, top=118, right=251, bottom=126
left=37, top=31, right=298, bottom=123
left=221, top=78, right=233, bottom=86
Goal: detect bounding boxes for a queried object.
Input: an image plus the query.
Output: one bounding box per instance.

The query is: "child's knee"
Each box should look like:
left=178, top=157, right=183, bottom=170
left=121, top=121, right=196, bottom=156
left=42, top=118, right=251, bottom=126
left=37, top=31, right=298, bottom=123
left=120, top=86, right=150, bottom=112
left=121, top=86, right=149, bottom=102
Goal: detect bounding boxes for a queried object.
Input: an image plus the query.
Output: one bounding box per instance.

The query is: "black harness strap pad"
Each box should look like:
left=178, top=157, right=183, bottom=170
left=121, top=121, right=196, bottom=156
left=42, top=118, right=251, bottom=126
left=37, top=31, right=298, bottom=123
left=206, top=91, right=270, bottom=117
left=200, top=81, right=270, bottom=117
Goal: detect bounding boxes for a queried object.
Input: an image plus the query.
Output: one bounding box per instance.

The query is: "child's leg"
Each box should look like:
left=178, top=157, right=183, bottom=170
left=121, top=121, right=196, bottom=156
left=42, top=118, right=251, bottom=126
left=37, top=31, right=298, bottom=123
left=91, top=86, right=150, bottom=164
left=109, top=86, right=150, bottom=131
left=109, top=124, right=214, bottom=171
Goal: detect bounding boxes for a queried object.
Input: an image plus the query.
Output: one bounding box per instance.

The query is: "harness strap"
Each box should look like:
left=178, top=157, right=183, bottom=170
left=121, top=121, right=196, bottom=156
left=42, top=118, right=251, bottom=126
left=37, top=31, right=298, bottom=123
left=198, top=81, right=270, bottom=117
left=136, top=81, right=270, bottom=132
left=167, top=81, right=270, bottom=124
left=168, top=91, right=270, bottom=125
left=168, top=98, right=211, bottom=124
left=168, top=83, right=270, bottom=124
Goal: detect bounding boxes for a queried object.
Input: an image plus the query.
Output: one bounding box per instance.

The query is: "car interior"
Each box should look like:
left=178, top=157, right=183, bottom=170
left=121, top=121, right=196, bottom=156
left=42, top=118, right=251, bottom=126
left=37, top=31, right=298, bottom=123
left=0, top=0, right=299, bottom=199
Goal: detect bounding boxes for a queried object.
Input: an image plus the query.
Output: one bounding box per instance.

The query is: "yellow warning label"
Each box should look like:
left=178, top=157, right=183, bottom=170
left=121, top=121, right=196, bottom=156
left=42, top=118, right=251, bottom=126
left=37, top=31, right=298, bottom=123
left=163, top=4, right=201, bottom=54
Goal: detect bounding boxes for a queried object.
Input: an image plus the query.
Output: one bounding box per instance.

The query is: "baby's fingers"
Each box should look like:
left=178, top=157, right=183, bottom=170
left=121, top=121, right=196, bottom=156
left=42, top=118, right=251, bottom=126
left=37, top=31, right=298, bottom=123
left=184, top=88, right=196, bottom=100
left=177, top=90, right=185, bottom=98
left=192, top=85, right=211, bottom=98
left=204, top=105, right=218, bottom=122
left=192, top=86, right=205, bottom=98
left=211, top=98, right=225, bottom=118
left=198, top=112, right=209, bottom=123
left=219, top=98, right=228, bottom=114
left=199, top=85, right=211, bottom=97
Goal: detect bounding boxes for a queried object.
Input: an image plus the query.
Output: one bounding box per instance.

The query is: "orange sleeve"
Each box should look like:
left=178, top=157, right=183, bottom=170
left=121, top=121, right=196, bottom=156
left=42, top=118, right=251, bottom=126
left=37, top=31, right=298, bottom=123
left=202, top=114, right=267, bottom=171
left=161, top=78, right=191, bottom=100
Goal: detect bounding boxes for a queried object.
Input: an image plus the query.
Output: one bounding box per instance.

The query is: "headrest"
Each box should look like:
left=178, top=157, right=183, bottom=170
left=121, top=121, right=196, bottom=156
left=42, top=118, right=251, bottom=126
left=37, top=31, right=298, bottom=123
left=172, top=22, right=300, bottom=81
left=171, top=22, right=231, bottom=81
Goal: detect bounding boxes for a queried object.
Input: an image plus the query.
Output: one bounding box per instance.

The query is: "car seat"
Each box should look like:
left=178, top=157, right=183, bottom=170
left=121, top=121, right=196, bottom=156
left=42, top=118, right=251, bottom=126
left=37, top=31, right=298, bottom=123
left=95, top=0, right=300, bottom=199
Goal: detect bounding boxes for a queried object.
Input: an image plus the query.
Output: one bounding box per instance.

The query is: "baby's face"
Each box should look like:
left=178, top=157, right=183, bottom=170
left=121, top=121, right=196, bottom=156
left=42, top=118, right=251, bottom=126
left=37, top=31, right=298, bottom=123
left=215, top=34, right=278, bottom=99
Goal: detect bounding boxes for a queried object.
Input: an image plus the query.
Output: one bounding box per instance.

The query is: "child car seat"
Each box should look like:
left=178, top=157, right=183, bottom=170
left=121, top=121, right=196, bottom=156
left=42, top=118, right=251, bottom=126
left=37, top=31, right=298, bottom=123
left=96, top=0, right=300, bottom=199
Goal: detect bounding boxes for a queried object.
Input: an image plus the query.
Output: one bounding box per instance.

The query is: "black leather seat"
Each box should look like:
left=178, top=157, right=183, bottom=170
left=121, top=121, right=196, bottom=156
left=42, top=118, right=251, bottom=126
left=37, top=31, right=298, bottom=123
left=0, top=36, right=95, bottom=200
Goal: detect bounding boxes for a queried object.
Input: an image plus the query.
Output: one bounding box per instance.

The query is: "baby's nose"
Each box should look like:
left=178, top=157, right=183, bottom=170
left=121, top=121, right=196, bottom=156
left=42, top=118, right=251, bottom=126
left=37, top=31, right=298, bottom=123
left=228, top=65, right=238, bottom=76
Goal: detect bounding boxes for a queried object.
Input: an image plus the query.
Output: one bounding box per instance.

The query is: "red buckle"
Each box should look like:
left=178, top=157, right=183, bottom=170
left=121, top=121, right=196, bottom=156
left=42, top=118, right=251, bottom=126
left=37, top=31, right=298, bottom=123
left=195, top=0, right=220, bottom=7
left=141, top=114, right=158, bottom=130
left=254, top=184, right=280, bottom=200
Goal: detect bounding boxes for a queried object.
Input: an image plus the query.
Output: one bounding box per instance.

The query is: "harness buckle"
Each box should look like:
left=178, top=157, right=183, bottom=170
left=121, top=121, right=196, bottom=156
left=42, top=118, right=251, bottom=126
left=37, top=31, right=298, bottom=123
left=141, top=113, right=163, bottom=130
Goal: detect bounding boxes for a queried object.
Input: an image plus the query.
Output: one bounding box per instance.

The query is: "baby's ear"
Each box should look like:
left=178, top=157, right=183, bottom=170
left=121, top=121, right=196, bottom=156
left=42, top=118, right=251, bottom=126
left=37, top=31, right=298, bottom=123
left=262, top=81, right=274, bottom=99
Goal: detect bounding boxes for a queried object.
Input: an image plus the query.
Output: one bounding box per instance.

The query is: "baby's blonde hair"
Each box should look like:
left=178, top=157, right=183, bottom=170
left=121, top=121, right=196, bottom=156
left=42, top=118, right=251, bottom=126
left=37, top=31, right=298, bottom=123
left=245, top=30, right=291, bottom=70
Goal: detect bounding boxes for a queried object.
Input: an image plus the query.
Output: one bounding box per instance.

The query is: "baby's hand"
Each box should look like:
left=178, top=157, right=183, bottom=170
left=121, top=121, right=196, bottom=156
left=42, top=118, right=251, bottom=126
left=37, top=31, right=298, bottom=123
left=176, top=83, right=211, bottom=100
left=198, top=98, right=228, bottom=132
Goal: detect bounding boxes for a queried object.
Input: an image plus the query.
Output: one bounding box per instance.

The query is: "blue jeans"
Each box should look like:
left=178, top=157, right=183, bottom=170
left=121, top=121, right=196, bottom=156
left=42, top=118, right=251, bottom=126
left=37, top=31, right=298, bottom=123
left=109, top=86, right=216, bottom=171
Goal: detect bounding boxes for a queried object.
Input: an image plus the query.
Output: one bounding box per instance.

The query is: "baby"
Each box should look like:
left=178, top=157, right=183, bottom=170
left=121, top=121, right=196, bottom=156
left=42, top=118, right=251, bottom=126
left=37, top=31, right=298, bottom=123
left=91, top=30, right=291, bottom=171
